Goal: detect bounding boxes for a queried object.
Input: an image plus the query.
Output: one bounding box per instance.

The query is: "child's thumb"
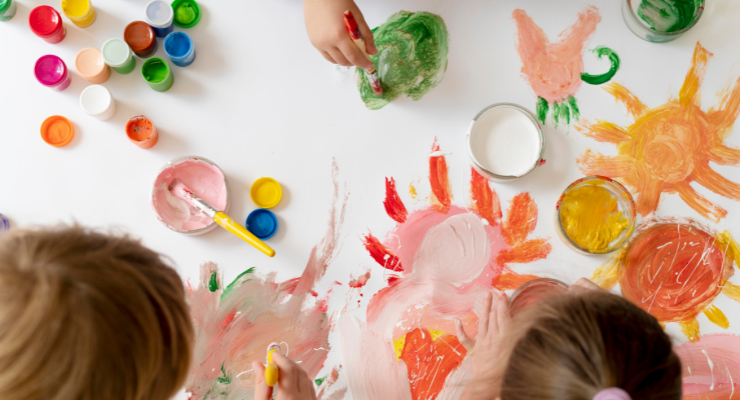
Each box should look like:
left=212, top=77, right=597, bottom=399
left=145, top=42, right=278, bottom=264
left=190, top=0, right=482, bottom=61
left=252, top=361, right=274, bottom=400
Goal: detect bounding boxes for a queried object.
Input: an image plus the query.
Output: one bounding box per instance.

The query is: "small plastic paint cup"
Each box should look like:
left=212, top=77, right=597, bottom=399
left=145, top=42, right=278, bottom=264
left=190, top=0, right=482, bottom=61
left=79, top=85, right=116, bottom=120
left=35, top=55, right=71, bottom=91
left=142, top=58, right=174, bottom=92
left=250, top=177, right=283, bottom=209
left=467, top=103, right=545, bottom=182
left=60, top=0, right=95, bottom=28
left=246, top=209, right=279, bottom=240
left=509, top=278, right=568, bottom=317
left=164, top=31, right=196, bottom=67
left=41, top=115, right=74, bottom=147
left=124, top=21, right=158, bottom=59
left=101, top=39, right=136, bottom=75
left=29, top=6, right=66, bottom=44
left=622, top=0, right=704, bottom=43
left=145, top=0, right=174, bottom=38
left=0, top=214, right=9, bottom=236
left=126, top=115, right=159, bottom=149
left=171, top=0, right=201, bottom=28
left=0, top=0, right=18, bottom=22
left=75, top=48, right=110, bottom=84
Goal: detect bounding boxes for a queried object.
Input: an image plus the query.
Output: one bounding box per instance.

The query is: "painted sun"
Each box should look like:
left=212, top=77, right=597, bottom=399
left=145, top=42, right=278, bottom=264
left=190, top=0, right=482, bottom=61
left=577, top=42, right=740, bottom=222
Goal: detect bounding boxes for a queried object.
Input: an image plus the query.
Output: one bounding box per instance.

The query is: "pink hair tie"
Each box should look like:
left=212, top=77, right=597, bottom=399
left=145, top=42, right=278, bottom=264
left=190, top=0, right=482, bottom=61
left=593, top=388, right=631, bottom=400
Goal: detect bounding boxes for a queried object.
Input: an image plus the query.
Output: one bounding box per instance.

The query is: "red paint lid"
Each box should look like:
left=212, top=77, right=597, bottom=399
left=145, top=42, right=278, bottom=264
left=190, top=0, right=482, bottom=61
left=29, top=6, right=62, bottom=37
left=124, top=21, right=155, bottom=52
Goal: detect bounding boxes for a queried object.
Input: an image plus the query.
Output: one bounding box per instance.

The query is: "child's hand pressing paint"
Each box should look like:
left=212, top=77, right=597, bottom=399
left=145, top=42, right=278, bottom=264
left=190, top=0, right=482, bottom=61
left=303, top=0, right=377, bottom=69
left=253, top=353, right=317, bottom=400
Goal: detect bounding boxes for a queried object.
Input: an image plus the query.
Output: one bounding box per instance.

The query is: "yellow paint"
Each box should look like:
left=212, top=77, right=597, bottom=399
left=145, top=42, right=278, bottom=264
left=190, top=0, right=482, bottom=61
left=679, top=318, right=700, bottom=343
left=409, top=182, right=418, bottom=201
left=393, top=329, right=445, bottom=359
left=61, top=0, right=95, bottom=26
left=250, top=177, right=282, bottom=209
left=703, top=305, right=730, bottom=329
left=560, top=183, right=628, bottom=252
left=214, top=212, right=275, bottom=257
left=265, top=350, right=279, bottom=387
left=723, top=282, right=740, bottom=303
left=591, top=250, right=624, bottom=289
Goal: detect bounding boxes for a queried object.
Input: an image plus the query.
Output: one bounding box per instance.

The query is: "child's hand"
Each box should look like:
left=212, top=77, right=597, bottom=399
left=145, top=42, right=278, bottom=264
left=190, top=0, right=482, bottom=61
left=567, top=277, right=602, bottom=295
left=253, top=353, right=317, bottom=400
left=303, top=0, right=377, bottom=69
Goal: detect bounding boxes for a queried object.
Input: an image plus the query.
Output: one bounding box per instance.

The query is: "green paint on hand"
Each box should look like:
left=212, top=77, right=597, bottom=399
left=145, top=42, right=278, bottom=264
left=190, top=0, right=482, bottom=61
left=568, top=96, right=580, bottom=121
left=637, top=0, right=703, bottom=32
left=581, top=47, right=620, bottom=85
left=537, top=97, right=549, bottom=125
left=315, top=375, right=328, bottom=386
left=357, top=11, right=449, bottom=110
left=220, top=267, right=256, bottom=300
left=208, top=271, right=219, bottom=292
left=143, top=60, right=168, bottom=83
left=217, top=362, right=231, bottom=384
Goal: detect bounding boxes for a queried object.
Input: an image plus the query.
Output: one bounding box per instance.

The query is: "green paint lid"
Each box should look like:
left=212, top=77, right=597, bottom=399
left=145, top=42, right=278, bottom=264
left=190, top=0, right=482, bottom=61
left=171, top=0, right=200, bottom=28
left=0, top=0, right=11, bottom=13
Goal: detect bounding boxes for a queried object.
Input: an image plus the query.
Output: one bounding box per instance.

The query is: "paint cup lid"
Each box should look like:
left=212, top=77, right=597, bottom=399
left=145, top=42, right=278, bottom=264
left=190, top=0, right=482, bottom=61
left=250, top=177, right=282, bottom=209
left=164, top=31, right=193, bottom=58
left=75, top=47, right=106, bottom=78
left=79, top=85, right=113, bottom=116
left=35, top=55, right=67, bottom=86
left=145, top=0, right=174, bottom=28
left=0, top=213, right=9, bottom=235
left=41, top=115, right=74, bottom=147
left=246, top=209, right=278, bottom=240
left=124, top=21, right=156, bottom=52
left=101, top=38, right=133, bottom=67
left=0, top=0, right=11, bottom=13
left=171, top=0, right=200, bottom=28
left=29, top=6, right=62, bottom=37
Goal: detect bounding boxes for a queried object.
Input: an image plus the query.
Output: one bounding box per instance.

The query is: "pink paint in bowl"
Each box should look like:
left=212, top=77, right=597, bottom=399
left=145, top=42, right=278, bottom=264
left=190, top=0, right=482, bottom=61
left=509, top=278, right=569, bottom=317
left=151, top=156, right=230, bottom=235
left=34, top=55, right=71, bottom=91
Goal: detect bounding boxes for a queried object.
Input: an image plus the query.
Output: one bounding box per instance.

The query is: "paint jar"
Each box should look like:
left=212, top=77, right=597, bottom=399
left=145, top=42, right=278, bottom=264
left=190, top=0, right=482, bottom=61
left=151, top=156, right=231, bottom=235
left=101, top=39, right=136, bottom=75
left=126, top=115, right=159, bottom=149
left=79, top=85, right=116, bottom=120
left=622, top=0, right=704, bottom=43
left=509, top=278, right=569, bottom=317
left=0, top=214, right=9, bottom=236
left=41, top=115, right=74, bottom=147
left=172, top=0, right=201, bottom=28
left=555, top=176, right=637, bottom=255
left=35, top=55, right=71, bottom=91
left=29, top=6, right=66, bottom=44
left=75, top=48, right=110, bottom=84
left=0, top=0, right=18, bottom=21
left=467, top=103, right=545, bottom=182
left=142, top=58, right=174, bottom=92
left=60, top=0, right=95, bottom=27
left=145, top=0, right=174, bottom=38
left=250, top=178, right=283, bottom=209
left=124, top=21, right=157, bottom=58
left=246, top=209, right=278, bottom=240
left=164, top=31, right=196, bottom=67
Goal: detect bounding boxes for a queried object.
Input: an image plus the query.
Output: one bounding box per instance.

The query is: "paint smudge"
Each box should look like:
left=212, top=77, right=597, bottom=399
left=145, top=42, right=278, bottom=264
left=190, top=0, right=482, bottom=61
left=577, top=42, right=740, bottom=222
left=340, top=143, right=552, bottom=399
left=385, top=178, right=408, bottom=223
left=513, top=6, right=620, bottom=126
left=186, top=162, right=348, bottom=399
left=637, top=0, right=704, bottom=33
left=675, top=334, right=740, bottom=399
left=349, top=271, right=371, bottom=288
left=357, top=11, right=449, bottom=110
left=591, top=218, right=740, bottom=342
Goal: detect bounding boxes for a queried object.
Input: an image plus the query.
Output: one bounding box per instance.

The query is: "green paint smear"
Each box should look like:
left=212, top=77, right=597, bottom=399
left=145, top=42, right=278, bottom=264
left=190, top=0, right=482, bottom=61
left=143, top=61, right=168, bottom=83
left=637, top=0, right=703, bottom=32
left=537, top=97, right=549, bottom=125
left=220, top=267, right=256, bottom=301
left=208, top=271, right=219, bottom=292
left=543, top=96, right=580, bottom=129
left=357, top=11, right=449, bottom=110
left=568, top=96, right=580, bottom=121
left=217, top=363, right=231, bottom=384
left=315, top=375, right=328, bottom=386
left=581, top=47, right=620, bottom=85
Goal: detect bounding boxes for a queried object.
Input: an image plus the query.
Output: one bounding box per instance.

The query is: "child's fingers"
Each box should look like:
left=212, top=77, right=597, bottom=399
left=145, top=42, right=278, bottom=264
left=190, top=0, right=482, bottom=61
left=320, top=51, right=337, bottom=64
left=272, top=352, right=301, bottom=392
left=297, top=368, right=316, bottom=397
left=488, top=293, right=500, bottom=335
left=337, top=40, right=373, bottom=70
left=478, top=292, right=493, bottom=338
left=455, top=318, right=475, bottom=351
left=497, top=292, right=512, bottom=333
left=352, top=7, right=377, bottom=55
left=327, top=47, right=352, bottom=67
left=252, top=361, right=274, bottom=400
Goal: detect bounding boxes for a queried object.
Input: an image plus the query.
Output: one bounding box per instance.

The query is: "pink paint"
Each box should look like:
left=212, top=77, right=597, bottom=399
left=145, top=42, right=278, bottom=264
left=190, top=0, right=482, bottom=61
left=508, top=278, right=568, bottom=317
left=152, top=157, right=228, bottom=232
left=675, top=334, right=740, bottom=399
left=349, top=271, right=371, bottom=288
left=34, top=55, right=71, bottom=91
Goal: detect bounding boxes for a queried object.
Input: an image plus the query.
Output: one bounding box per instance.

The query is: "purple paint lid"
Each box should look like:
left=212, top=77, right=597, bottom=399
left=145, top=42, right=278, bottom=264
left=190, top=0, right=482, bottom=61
left=0, top=214, right=9, bottom=234
left=35, top=55, right=67, bottom=86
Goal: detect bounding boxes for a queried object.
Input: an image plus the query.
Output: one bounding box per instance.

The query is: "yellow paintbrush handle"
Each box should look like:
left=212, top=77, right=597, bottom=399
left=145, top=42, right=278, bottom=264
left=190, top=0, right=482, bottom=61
left=214, top=212, right=275, bottom=257
left=265, top=350, right=279, bottom=387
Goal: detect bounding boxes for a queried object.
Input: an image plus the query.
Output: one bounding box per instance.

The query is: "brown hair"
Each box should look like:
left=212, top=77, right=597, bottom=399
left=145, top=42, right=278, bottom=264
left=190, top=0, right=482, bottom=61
left=500, top=290, right=682, bottom=400
left=0, top=225, right=193, bottom=400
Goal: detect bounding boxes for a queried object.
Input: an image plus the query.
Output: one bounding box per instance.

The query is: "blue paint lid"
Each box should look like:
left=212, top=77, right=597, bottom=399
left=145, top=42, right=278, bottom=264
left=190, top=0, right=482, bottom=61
left=246, top=209, right=278, bottom=240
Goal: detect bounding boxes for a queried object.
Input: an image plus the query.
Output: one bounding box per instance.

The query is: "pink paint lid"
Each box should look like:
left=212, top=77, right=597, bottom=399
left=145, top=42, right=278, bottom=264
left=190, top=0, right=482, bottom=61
left=29, top=6, right=62, bottom=37
left=35, top=55, right=67, bottom=86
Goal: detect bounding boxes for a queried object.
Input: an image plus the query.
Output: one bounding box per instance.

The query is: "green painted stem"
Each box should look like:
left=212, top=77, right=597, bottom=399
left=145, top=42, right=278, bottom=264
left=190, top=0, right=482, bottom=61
left=581, top=47, right=621, bottom=85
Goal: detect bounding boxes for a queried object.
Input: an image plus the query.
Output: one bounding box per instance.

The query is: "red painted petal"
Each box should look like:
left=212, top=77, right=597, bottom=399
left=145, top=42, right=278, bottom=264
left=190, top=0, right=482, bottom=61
left=384, top=177, right=408, bottom=223
left=502, top=193, right=539, bottom=246
left=496, top=238, right=552, bottom=266
left=470, top=168, right=502, bottom=226
left=492, top=272, right=543, bottom=290
left=429, top=142, right=452, bottom=213
left=363, top=233, right=403, bottom=272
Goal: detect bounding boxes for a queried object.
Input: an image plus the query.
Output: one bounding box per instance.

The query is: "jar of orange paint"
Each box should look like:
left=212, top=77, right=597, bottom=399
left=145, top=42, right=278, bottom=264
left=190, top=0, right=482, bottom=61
left=75, top=48, right=110, bottom=84
left=126, top=115, right=159, bottom=149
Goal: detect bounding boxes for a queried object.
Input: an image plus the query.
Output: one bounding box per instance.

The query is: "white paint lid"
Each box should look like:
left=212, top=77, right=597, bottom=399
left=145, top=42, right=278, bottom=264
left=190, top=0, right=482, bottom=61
left=80, top=85, right=114, bottom=117
left=101, top=38, right=133, bottom=67
left=145, top=0, right=174, bottom=28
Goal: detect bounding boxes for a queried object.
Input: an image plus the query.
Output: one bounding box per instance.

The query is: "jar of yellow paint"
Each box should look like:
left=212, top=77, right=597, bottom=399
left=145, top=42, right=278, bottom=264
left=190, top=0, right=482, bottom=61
left=555, top=176, right=636, bottom=255
left=60, top=0, right=95, bottom=27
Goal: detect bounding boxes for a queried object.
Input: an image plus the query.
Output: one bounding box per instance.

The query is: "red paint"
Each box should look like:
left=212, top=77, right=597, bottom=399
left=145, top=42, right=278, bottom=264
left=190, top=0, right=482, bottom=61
left=29, top=6, right=65, bottom=44
left=470, top=167, right=502, bottom=226
left=363, top=233, right=403, bottom=271
left=429, top=143, right=452, bottom=213
left=349, top=271, right=371, bottom=288
left=343, top=11, right=361, bottom=40
left=384, top=177, right=408, bottom=223
left=502, top=193, right=538, bottom=246
left=399, top=328, right=467, bottom=400
left=539, top=158, right=547, bottom=166
left=387, top=275, right=401, bottom=285
left=124, top=21, right=157, bottom=57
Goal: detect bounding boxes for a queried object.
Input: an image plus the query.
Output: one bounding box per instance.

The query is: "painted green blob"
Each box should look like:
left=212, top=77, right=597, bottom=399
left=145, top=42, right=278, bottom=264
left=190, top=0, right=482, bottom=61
left=315, top=375, right=328, bottom=386
left=537, top=97, right=549, bottom=125
left=220, top=267, right=255, bottom=300
left=357, top=11, right=449, bottom=110
left=208, top=271, right=219, bottom=292
left=637, top=0, right=703, bottom=32
left=143, top=60, right=169, bottom=83
left=217, top=363, right=231, bottom=384
left=568, top=96, right=580, bottom=121
left=581, top=47, right=620, bottom=85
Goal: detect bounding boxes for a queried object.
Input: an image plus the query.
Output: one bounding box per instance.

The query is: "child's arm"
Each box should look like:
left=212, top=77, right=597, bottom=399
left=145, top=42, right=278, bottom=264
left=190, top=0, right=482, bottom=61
left=303, top=0, right=377, bottom=69
left=253, top=353, right=317, bottom=400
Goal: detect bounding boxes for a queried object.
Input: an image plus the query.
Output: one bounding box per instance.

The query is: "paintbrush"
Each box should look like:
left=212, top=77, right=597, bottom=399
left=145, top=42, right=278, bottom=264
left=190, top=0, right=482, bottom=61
left=343, top=10, right=383, bottom=96
left=169, top=180, right=276, bottom=257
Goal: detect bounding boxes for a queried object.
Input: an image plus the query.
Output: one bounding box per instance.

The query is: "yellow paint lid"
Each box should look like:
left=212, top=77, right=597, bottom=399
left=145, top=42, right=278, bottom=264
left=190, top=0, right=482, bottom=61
left=250, top=177, right=282, bottom=209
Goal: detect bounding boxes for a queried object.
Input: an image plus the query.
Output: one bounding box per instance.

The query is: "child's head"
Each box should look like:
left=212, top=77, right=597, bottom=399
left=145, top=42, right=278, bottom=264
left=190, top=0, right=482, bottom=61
left=0, top=225, right=193, bottom=400
left=502, top=289, right=682, bottom=400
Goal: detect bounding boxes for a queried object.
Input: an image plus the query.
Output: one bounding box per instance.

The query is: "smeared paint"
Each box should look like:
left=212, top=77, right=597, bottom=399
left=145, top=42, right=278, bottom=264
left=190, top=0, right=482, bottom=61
left=591, top=218, right=740, bottom=342
left=349, top=271, right=371, bottom=288
left=429, top=141, right=452, bottom=213
left=385, top=177, right=409, bottom=223
left=357, top=11, right=449, bottom=110
left=577, top=42, right=740, bottom=222
left=208, top=271, right=219, bottom=292
left=470, top=168, right=502, bottom=226
left=363, top=233, right=403, bottom=272
left=186, top=161, right=348, bottom=399
left=399, top=329, right=467, bottom=400
left=559, top=182, right=629, bottom=252
left=637, top=0, right=704, bottom=33
left=675, top=334, right=740, bottom=399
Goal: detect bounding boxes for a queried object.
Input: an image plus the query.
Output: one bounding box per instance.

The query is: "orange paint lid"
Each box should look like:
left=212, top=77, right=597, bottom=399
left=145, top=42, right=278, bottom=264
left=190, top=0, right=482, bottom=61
left=41, top=115, right=74, bottom=147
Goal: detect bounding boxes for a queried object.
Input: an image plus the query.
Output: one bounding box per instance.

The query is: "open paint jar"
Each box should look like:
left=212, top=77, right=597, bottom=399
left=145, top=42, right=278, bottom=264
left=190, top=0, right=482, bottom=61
left=151, top=156, right=231, bottom=235
left=555, top=176, right=636, bottom=255
left=467, top=103, right=545, bottom=182
left=509, top=278, right=569, bottom=317
left=622, top=0, right=704, bottom=43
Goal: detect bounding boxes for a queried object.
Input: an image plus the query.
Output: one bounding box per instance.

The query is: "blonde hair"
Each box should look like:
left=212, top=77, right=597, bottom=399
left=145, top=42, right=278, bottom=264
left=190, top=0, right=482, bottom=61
left=0, top=225, right=193, bottom=400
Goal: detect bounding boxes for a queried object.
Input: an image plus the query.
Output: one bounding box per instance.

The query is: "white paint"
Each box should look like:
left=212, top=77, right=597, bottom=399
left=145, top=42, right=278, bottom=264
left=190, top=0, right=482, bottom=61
left=101, top=39, right=132, bottom=67
left=702, top=349, right=715, bottom=390
left=468, top=105, right=541, bottom=177
left=429, top=150, right=451, bottom=157
left=79, top=85, right=116, bottom=120
left=145, top=0, right=173, bottom=28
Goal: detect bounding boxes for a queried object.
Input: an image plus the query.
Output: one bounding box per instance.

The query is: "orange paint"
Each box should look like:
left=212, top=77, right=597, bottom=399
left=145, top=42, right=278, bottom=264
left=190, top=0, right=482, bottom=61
left=496, top=238, right=552, bottom=267
left=578, top=42, right=740, bottom=222
left=502, top=193, right=538, bottom=246
left=399, top=328, right=466, bottom=400
left=470, top=168, right=502, bottom=226
left=125, top=115, right=158, bottom=149
left=429, top=142, right=452, bottom=213
left=492, top=269, right=542, bottom=290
